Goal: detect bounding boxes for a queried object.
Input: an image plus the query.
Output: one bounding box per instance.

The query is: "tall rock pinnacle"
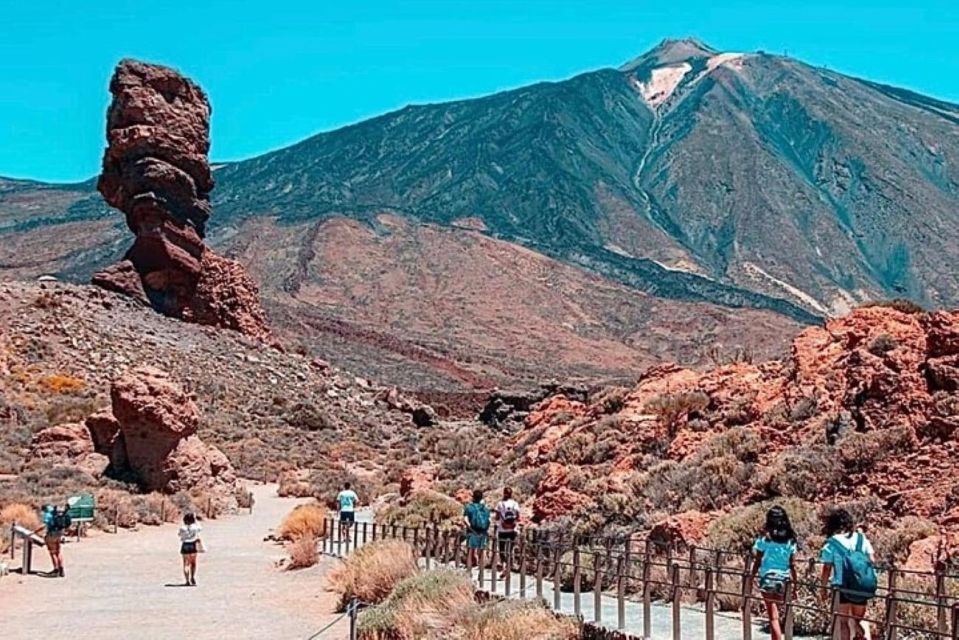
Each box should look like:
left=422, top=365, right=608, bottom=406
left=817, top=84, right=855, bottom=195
left=92, top=59, right=270, bottom=340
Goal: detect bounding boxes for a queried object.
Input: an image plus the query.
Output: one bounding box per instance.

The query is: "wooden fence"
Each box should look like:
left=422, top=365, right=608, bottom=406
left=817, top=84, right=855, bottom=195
left=322, top=519, right=959, bottom=640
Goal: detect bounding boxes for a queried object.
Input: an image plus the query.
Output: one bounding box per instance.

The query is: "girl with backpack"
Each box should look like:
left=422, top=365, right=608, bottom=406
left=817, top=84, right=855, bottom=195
left=750, top=506, right=798, bottom=640
left=819, top=509, right=877, bottom=640
left=462, top=489, right=490, bottom=570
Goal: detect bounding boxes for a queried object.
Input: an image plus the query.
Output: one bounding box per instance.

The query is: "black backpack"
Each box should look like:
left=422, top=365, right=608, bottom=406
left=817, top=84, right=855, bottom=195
left=52, top=511, right=72, bottom=532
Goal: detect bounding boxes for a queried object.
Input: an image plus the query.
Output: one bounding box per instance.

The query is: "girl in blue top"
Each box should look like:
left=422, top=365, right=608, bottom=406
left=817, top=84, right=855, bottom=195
left=750, top=506, right=799, bottom=640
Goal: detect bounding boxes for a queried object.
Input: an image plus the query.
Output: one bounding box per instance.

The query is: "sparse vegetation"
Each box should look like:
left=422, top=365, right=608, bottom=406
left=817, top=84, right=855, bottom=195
left=286, top=534, right=319, bottom=569
left=277, top=503, right=328, bottom=542
left=328, top=540, right=419, bottom=610
left=645, top=391, right=710, bottom=437
left=377, top=490, right=463, bottom=531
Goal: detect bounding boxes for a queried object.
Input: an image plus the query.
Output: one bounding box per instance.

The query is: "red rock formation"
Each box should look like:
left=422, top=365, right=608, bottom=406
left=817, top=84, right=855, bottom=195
left=399, top=464, right=436, bottom=501
left=29, top=366, right=238, bottom=501
left=92, top=59, right=269, bottom=340
left=516, top=306, right=959, bottom=531
left=648, top=511, right=713, bottom=549
left=111, top=366, right=238, bottom=496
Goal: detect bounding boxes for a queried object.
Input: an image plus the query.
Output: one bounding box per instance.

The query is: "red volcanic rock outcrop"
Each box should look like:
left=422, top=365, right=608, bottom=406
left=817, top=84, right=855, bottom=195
left=399, top=464, right=436, bottom=501
left=29, top=366, right=238, bottom=501
left=92, top=59, right=269, bottom=340
left=648, top=511, right=712, bottom=549
left=515, top=306, right=959, bottom=531
left=111, top=366, right=238, bottom=496
left=532, top=463, right=593, bottom=522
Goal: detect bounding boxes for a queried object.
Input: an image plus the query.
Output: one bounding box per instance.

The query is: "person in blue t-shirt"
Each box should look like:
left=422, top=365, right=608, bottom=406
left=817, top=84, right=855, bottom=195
left=336, top=482, right=359, bottom=542
left=749, top=506, right=799, bottom=640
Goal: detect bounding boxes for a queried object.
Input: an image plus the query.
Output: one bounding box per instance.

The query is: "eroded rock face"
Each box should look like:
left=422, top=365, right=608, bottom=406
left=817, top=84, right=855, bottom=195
left=92, top=59, right=269, bottom=340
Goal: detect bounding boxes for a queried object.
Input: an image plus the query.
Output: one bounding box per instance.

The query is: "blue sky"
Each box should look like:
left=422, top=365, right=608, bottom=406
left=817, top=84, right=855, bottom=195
left=1, top=1, right=957, bottom=182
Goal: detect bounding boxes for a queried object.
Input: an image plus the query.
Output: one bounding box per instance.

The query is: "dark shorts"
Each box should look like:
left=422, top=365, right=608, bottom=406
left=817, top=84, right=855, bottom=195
left=339, top=511, right=355, bottom=525
left=839, top=593, right=869, bottom=606
left=497, top=530, right=517, bottom=555
left=45, top=533, right=63, bottom=552
left=181, top=541, right=198, bottom=555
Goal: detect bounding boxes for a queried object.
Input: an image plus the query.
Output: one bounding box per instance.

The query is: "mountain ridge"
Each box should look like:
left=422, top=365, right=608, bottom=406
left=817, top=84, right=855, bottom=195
left=3, top=40, right=959, bottom=388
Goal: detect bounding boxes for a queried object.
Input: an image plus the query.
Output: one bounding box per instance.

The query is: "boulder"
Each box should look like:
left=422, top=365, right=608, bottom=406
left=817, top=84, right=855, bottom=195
left=29, top=422, right=94, bottom=460
left=648, top=511, right=712, bottom=550
left=110, top=366, right=238, bottom=496
left=532, top=463, right=592, bottom=522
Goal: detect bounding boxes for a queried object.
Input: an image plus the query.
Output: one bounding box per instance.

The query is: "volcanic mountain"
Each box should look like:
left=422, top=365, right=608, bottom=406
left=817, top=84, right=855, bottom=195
left=3, top=38, right=959, bottom=389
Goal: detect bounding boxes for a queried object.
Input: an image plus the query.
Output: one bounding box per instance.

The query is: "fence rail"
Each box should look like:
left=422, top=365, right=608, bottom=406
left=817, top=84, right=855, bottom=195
left=322, top=519, right=958, bottom=640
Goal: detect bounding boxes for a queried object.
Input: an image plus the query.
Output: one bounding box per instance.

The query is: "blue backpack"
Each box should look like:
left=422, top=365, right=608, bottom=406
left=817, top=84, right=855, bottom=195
left=827, top=534, right=877, bottom=603
left=467, top=503, right=490, bottom=533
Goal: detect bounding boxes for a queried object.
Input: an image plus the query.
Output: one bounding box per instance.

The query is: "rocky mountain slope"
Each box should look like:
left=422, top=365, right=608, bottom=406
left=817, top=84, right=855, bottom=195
left=4, top=38, right=959, bottom=388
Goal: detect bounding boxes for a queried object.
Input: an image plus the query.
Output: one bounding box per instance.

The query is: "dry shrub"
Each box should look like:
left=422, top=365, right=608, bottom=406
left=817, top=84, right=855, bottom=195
left=37, top=374, right=85, bottom=394
left=329, top=540, right=418, bottom=610
left=287, top=534, right=319, bottom=569
left=277, top=471, right=312, bottom=498
left=645, top=391, right=710, bottom=437
left=873, top=516, right=938, bottom=565
left=377, top=490, right=462, bottom=531
left=277, top=503, right=328, bottom=541
left=839, top=427, right=914, bottom=472
left=859, top=299, right=925, bottom=315
left=359, top=568, right=475, bottom=639
left=94, top=489, right=180, bottom=529
left=1, top=502, right=41, bottom=554
left=454, top=598, right=578, bottom=640
left=705, top=498, right=820, bottom=554
left=592, top=386, right=629, bottom=415
left=753, top=445, right=843, bottom=500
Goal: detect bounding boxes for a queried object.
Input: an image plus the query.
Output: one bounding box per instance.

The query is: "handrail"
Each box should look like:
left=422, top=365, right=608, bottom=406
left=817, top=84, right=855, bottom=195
left=322, top=517, right=957, bottom=639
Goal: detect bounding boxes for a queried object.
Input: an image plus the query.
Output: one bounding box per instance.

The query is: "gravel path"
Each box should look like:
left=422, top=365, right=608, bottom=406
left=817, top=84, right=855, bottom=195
left=1, top=484, right=348, bottom=640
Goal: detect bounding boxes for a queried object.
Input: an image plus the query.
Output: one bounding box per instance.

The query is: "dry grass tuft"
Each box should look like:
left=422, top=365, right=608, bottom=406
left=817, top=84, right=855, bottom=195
left=454, top=598, right=579, bottom=640
left=277, top=503, right=328, bottom=542
left=329, top=540, right=419, bottom=610
left=37, top=374, right=85, bottom=394
left=1, top=502, right=41, bottom=554
left=377, top=490, right=463, bottom=531
left=358, top=569, right=577, bottom=639
left=287, top=534, right=319, bottom=569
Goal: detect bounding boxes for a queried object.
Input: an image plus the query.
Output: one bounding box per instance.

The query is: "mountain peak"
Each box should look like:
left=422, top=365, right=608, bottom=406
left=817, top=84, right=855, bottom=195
left=620, top=37, right=719, bottom=72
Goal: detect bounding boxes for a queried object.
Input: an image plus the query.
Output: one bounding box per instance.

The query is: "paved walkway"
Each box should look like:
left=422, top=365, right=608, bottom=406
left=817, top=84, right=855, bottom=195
left=1, top=484, right=349, bottom=640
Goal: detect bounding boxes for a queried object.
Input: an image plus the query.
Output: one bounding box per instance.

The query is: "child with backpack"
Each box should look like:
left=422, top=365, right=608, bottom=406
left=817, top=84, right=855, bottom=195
left=819, top=508, right=878, bottom=640
left=494, top=487, right=520, bottom=578
left=750, top=506, right=798, bottom=640
left=463, top=489, right=490, bottom=570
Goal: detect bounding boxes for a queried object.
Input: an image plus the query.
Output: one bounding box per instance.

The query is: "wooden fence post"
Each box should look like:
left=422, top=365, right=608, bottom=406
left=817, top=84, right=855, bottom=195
left=642, top=545, right=652, bottom=640
left=950, top=603, right=959, bottom=640
left=362, top=521, right=368, bottom=546
left=886, top=567, right=899, bottom=640
left=783, top=576, right=795, bottom=640
left=672, top=562, right=682, bottom=640
left=594, top=550, right=603, bottom=623
left=573, top=545, right=582, bottom=617
left=516, top=530, right=525, bottom=596
left=617, top=555, right=626, bottom=630
left=536, top=541, right=544, bottom=599
left=553, top=545, right=562, bottom=611
left=705, top=567, right=715, bottom=640
left=938, top=568, right=948, bottom=637
left=831, top=589, right=842, bottom=640
left=741, top=555, right=752, bottom=640
left=478, top=545, right=486, bottom=587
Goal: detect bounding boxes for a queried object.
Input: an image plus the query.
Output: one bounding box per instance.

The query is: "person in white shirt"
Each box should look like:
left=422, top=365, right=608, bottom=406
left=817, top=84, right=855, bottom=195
left=819, top=509, right=876, bottom=640
left=493, top=487, right=521, bottom=578
left=336, top=482, right=359, bottom=542
left=178, top=512, right=203, bottom=586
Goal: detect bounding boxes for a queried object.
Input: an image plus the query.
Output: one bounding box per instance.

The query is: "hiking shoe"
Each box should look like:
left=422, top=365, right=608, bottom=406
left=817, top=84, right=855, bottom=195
left=58, top=567, right=64, bottom=577
left=190, top=577, right=196, bottom=586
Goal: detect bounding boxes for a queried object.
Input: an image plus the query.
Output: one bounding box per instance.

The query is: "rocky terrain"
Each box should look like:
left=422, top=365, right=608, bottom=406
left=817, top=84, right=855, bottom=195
left=9, top=38, right=959, bottom=388
left=491, top=302, right=959, bottom=566
left=0, top=280, right=450, bottom=510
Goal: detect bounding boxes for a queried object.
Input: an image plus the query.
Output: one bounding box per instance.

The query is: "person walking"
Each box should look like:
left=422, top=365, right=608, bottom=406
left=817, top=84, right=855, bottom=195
left=336, top=482, right=359, bottom=543
left=493, top=487, right=520, bottom=578
left=750, top=506, right=798, bottom=640
left=819, top=508, right=878, bottom=640
left=178, top=512, right=203, bottom=586
left=33, top=503, right=70, bottom=577
left=463, top=489, right=490, bottom=570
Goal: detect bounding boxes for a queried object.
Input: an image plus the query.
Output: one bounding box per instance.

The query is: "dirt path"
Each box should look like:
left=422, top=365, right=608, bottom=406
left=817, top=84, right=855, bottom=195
left=0, top=484, right=350, bottom=639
